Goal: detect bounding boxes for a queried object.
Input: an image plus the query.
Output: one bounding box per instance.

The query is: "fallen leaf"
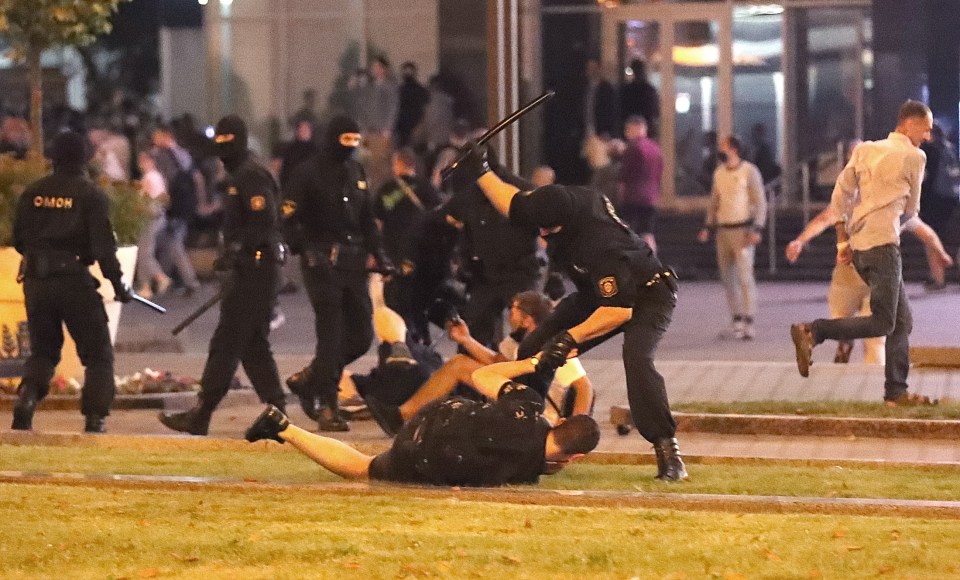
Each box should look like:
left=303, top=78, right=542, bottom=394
left=808, top=570, right=822, bottom=578
left=524, top=518, right=532, bottom=528
left=877, top=565, right=895, bottom=575
left=763, top=549, right=782, bottom=561
left=138, top=569, right=159, bottom=578
left=138, top=519, right=150, bottom=527
left=722, top=572, right=746, bottom=580
left=844, top=545, right=864, bottom=552
left=832, top=527, right=847, bottom=539
left=889, top=530, right=901, bottom=541
left=343, top=561, right=361, bottom=569
left=501, top=554, right=521, bottom=565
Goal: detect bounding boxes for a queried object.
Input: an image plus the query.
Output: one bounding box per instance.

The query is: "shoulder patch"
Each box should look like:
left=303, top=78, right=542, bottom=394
left=281, top=200, right=297, bottom=218
left=227, top=186, right=239, bottom=196
left=250, top=195, right=266, bottom=211
left=598, top=276, right=618, bottom=298
left=357, top=180, right=368, bottom=190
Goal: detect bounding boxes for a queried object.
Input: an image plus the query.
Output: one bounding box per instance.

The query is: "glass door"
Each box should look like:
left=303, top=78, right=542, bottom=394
left=603, top=3, right=732, bottom=208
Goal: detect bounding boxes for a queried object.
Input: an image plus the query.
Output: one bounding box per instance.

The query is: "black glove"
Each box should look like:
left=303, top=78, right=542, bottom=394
left=111, top=280, right=133, bottom=304
left=446, top=141, right=491, bottom=193
left=537, top=331, right=578, bottom=375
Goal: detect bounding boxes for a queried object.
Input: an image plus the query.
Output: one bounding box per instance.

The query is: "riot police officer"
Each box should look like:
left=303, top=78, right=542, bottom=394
left=282, top=116, right=388, bottom=431
left=453, top=144, right=688, bottom=481
left=445, top=162, right=541, bottom=349
left=158, top=115, right=287, bottom=436
left=11, top=131, right=132, bottom=433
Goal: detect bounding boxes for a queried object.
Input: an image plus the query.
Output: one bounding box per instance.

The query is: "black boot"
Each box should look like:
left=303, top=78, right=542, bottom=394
left=11, top=384, right=45, bottom=431
left=653, top=438, right=688, bottom=482
left=84, top=415, right=106, bottom=434
left=316, top=398, right=349, bottom=432
left=158, top=405, right=212, bottom=436
left=364, top=395, right=404, bottom=437
left=245, top=405, right=289, bottom=443
left=286, top=368, right=320, bottom=421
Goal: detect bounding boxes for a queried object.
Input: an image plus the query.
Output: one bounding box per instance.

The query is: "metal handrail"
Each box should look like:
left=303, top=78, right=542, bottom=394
left=764, top=175, right=784, bottom=274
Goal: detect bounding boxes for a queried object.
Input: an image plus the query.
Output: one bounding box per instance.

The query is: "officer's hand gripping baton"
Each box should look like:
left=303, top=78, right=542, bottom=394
left=440, top=90, right=555, bottom=183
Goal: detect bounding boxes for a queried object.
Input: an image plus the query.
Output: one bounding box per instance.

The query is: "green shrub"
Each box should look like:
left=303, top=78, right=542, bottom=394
left=0, top=154, right=151, bottom=247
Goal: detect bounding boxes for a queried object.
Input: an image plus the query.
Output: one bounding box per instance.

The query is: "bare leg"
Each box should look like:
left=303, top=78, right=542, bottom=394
left=399, top=354, right=482, bottom=420
left=280, top=425, right=373, bottom=480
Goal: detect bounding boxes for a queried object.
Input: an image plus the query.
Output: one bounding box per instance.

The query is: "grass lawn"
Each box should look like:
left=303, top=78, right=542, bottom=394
left=2, top=444, right=960, bottom=501
left=2, top=481, right=960, bottom=579
left=674, top=399, right=960, bottom=419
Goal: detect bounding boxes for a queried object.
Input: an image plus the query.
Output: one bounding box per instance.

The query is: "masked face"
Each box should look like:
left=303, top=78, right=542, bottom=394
left=214, top=114, right=249, bottom=170
left=323, top=116, right=362, bottom=163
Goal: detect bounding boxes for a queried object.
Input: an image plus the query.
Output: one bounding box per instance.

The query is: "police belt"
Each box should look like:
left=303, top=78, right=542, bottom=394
left=305, top=241, right=366, bottom=270
left=644, top=267, right=679, bottom=292
left=22, top=250, right=85, bottom=279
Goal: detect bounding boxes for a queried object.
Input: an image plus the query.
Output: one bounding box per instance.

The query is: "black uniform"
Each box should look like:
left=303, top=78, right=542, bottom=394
left=282, top=116, right=385, bottom=429
left=509, top=185, right=678, bottom=446
left=375, top=174, right=442, bottom=343
left=368, top=382, right=551, bottom=486
left=446, top=181, right=540, bottom=348
left=158, top=115, right=286, bottom=436
left=12, top=132, right=128, bottom=432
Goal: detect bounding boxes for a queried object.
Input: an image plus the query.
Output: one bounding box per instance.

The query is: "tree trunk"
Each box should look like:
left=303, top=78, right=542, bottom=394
left=27, top=44, right=44, bottom=160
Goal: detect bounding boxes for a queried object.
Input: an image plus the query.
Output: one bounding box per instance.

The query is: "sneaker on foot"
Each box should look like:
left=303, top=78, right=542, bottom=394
left=245, top=405, right=289, bottom=443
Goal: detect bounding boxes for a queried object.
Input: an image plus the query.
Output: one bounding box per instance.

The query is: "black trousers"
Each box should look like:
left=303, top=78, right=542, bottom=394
left=463, top=273, right=538, bottom=349
left=301, top=261, right=373, bottom=404
left=518, top=283, right=678, bottom=443
left=21, top=273, right=115, bottom=417
left=199, top=262, right=285, bottom=412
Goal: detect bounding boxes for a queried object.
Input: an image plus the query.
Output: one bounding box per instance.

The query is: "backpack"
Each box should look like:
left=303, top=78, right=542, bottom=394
left=167, top=165, right=198, bottom=221
left=933, top=144, right=960, bottom=201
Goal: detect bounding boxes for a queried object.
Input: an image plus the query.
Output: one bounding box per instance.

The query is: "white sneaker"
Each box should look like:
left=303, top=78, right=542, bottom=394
left=732, top=318, right=746, bottom=340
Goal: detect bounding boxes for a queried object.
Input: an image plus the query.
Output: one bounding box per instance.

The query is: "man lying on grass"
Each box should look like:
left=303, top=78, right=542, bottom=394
left=245, top=358, right=600, bottom=486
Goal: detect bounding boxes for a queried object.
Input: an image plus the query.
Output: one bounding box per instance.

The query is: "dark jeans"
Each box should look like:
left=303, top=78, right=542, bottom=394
left=22, top=273, right=115, bottom=417
left=518, top=283, right=678, bottom=443
left=811, top=244, right=912, bottom=400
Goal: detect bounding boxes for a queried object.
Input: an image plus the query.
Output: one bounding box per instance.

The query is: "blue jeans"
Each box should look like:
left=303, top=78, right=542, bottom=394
left=811, top=244, right=912, bottom=400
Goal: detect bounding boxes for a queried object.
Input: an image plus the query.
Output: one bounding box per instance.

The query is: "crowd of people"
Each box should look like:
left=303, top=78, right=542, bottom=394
left=4, top=49, right=960, bottom=487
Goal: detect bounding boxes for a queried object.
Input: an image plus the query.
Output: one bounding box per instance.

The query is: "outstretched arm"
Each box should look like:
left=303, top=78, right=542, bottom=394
left=785, top=206, right=838, bottom=264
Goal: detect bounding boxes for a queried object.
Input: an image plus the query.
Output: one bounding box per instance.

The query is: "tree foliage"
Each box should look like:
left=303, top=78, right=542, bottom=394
left=0, top=0, right=127, bottom=56
left=0, top=0, right=129, bottom=157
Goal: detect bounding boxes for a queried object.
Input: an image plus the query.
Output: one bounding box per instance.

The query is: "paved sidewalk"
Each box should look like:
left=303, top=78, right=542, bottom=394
left=4, top=280, right=959, bottom=466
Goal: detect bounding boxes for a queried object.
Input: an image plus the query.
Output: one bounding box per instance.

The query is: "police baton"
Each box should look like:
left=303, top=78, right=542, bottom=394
left=171, top=286, right=225, bottom=336
left=130, top=292, right=167, bottom=314
left=440, top=90, right=555, bottom=183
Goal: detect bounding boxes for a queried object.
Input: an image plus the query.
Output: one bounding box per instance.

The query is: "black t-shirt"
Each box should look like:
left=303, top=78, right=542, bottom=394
left=510, top=185, right=662, bottom=309
left=368, top=382, right=551, bottom=486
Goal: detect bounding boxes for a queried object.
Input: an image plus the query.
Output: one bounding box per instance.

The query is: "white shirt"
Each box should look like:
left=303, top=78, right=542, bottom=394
left=706, top=160, right=767, bottom=228
left=830, top=132, right=926, bottom=251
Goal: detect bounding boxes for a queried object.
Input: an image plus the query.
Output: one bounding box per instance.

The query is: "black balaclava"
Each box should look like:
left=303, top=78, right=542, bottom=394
left=510, top=184, right=578, bottom=231
left=322, top=115, right=361, bottom=163
left=50, top=131, right=91, bottom=172
left=214, top=114, right=249, bottom=171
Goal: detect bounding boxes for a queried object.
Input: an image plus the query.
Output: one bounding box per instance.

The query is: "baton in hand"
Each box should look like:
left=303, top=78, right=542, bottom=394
left=440, top=90, right=555, bottom=183
left=130, top=292, right=167, bottom=314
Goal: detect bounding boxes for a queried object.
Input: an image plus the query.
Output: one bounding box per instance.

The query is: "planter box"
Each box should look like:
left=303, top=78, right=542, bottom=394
left=0, top=246, right=137, bottom=380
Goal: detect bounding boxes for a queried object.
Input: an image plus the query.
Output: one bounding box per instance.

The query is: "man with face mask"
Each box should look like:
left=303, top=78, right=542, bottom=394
left=12, top=131, right=132, bottom=433
left=158, top=115, right=287, bottom=436
left=447, top=143, right=688, bottom=482
left=282, top=115, right=389, bottom=431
